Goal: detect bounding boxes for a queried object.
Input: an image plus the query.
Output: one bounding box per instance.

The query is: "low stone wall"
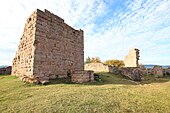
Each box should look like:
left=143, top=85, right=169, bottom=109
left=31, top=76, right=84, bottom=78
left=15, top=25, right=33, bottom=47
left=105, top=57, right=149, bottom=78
left=0, top=66, right=12, bottom=75
left=85, top=63, right=113, bottom=72
left=71, top=70, right=94, bottom=83
left=85, top=63, right=143, bottom=81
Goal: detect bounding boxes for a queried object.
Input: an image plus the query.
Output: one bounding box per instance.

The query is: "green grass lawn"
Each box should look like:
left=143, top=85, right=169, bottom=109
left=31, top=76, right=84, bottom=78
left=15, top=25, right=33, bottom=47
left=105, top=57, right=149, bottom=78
left=0, top=73, right=170, bottom=113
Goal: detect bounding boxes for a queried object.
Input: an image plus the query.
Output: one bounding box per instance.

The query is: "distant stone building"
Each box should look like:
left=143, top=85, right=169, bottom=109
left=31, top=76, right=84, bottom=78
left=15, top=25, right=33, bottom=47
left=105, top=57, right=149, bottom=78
left=124, top=48, right=140, bottom=67
left=12, top=9, right=93, bottom=84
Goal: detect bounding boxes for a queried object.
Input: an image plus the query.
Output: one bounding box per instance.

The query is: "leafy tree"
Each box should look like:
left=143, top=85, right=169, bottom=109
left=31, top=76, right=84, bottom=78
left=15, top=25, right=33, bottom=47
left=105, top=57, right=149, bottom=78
left=85, top=56, right=91, bottom=64
left=90, top=57, right=101, bottom=63
left=85, top=57, right=101, bottom=64
left=104, top=59, right=124, bottom=67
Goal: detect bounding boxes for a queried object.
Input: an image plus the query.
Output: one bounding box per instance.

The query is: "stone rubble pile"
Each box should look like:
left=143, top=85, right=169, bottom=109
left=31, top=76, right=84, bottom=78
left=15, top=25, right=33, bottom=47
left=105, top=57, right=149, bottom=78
left=121, top=68, right=142, bottom=81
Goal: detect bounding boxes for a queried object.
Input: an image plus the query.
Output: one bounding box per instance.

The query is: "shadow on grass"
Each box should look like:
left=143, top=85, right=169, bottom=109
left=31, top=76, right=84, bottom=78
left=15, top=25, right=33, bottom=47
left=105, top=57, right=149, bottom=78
left=48, top=72, right=170, bottom=86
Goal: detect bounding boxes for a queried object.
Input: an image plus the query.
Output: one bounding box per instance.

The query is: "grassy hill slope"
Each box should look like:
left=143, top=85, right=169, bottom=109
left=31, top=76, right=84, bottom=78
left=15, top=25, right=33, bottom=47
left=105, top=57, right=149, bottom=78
left=0, top=73, right=170, bottom=113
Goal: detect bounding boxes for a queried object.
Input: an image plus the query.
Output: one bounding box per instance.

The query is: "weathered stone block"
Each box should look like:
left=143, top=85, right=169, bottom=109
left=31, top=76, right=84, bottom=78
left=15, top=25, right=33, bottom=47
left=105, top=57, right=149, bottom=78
left=71, top=70, right=94, bottom=83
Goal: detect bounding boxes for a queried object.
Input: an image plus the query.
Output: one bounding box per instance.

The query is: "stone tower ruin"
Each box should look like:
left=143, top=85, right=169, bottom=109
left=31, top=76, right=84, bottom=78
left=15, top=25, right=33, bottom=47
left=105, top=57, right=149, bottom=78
left=124, top=48, right=140, bottom=67
left=12, top=9, right=86, bottom=83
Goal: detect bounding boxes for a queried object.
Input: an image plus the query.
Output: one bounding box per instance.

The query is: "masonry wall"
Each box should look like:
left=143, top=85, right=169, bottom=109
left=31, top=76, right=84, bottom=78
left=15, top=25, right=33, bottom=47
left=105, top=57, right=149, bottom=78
left=12, top=9, right=84, bottom=81
left=12, top=11, right=37, bottom=79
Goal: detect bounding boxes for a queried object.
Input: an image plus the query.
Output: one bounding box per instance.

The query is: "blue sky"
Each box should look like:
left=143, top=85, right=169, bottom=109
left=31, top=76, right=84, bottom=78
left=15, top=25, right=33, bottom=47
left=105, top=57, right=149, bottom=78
left=0, top=0, right=170, bottom=65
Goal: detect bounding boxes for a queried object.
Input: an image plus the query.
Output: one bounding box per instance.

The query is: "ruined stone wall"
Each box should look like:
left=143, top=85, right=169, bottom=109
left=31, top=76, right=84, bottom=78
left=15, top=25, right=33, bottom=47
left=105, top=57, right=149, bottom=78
left=124, top=48, right=140, bottom=67
left=85, top=63, right=113, bottom=72
left=139, top=66, right=170, bottom=77
left=0, top=66, right=12, bottom=75
left=12, top=11, right=37, bottom=78
left=121, top=67, right=142, bottom=81
left=12, top=9, right=84, bottom=82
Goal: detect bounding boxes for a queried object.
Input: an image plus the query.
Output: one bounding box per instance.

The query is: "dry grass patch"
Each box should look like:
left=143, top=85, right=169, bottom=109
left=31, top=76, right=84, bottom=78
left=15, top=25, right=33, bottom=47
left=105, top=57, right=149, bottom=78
left=0, top=74, right=170, bottom=113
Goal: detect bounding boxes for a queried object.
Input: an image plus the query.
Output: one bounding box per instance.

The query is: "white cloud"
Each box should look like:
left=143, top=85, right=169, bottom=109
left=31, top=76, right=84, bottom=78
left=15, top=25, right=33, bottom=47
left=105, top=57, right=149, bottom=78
left=84, top=0, right=170, bottom=65
left=0, top=0, right=170, bottom=65
left=0, top=0, right=107, bottom=65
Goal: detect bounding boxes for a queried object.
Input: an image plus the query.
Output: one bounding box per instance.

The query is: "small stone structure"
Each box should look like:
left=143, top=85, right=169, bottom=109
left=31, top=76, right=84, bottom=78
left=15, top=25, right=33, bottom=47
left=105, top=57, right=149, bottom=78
left=85, top=63, right=113, bottom=72
left=124, top=48, right=140, bottom=67
left=0, top=66, right=12, bottom=75
left=72, top=70, right=94, bottom=83
left=153, top=65, right=163, bottom=77
left=12, top=9, right=93, bottom=84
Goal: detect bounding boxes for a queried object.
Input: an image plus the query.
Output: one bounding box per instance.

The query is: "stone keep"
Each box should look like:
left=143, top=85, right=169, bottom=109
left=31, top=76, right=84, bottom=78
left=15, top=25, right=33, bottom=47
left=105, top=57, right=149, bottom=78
left=12, top=9, right=84, bottom=83
left=124, top=48, right=140, bottom=67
